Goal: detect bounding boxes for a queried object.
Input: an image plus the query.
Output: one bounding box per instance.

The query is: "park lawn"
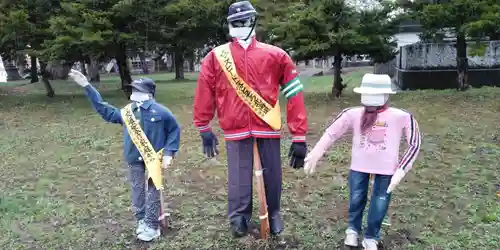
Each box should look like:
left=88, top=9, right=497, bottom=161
left=0, top=69, right=499, bottom=250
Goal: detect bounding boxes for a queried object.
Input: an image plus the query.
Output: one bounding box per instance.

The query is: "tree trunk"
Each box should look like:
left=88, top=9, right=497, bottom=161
left=39, top=61, right=55, bottom=97
left=189, top=56, right=195, bottom=72
left=115, top=43, right=133, bottom=98
left=45, top=61, right=73, bottom=80
left=332, top=51, right=344, bottom=98
left=174, top=49, right=185, bottom=80
left=187, top=50, right=195, bottom=72
left=80, top=60, right=87, bottom=75
left=88, top=56, right=100, bottom=82
left=168, top=53, right=174, bottom=72
left=138, top=51, right=150, bottom=74
left=456, top=32, right=468, bottom=91
left=16, top=55, right=26, bottom=77
left=30, top=55, right=39, bottom=83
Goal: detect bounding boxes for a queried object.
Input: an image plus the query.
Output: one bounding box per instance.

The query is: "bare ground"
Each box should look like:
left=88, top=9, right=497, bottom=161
left=0, top=70, right=499, bottom=250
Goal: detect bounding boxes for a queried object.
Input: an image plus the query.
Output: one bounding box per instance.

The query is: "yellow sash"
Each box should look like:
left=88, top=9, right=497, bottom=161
left=213, top=43, right=282, bottom=130
left=121, top=103, right=164, bottom=190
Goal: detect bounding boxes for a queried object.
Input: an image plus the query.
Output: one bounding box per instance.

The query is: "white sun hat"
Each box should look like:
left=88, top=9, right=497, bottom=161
left=353, top=73, right=396, bottom=94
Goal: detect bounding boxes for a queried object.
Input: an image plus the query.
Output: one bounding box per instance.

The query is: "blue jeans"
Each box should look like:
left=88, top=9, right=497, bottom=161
left=347, top=170, right=392, bottom=241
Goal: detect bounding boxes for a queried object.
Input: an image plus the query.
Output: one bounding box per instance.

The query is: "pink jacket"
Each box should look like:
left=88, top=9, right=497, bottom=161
left=310, top=106, right=421, bottom=175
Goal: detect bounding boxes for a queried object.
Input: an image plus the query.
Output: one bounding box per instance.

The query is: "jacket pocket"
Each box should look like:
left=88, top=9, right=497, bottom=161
left=143, top=114, right=163, bottom=124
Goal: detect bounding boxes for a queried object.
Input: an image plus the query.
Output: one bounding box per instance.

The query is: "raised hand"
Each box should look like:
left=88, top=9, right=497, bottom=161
left=68, top=69, right=89, bottom=87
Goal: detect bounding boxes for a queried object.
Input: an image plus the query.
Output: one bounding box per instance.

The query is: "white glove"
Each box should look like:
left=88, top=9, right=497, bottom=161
left=386, top=168, right=407, bottom=194
left=68, top=69, right=89, bottom=87
left=303, top=151, right=322, bottom=175
left=163, top=156, right=173, bottom=169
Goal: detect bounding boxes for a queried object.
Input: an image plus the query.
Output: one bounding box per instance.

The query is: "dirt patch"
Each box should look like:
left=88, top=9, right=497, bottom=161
left=379, top=229, right=424, bottom=249
left=243, top=222, right=302, bottom=250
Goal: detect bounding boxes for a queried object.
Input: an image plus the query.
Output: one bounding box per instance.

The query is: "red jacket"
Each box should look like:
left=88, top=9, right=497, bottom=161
left=193, top=37, right=308, bottom=142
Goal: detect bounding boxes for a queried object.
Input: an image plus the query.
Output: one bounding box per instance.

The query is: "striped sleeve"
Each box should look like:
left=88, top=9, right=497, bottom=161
left=398, top=113, right=422, bottom=171
left=308, top=108, right=353, bottom=156
left=279, top=51, right=307, bottom=142
left=325, top=108, right=353, bottom=141
left=280, top=77, right=303, bottom=99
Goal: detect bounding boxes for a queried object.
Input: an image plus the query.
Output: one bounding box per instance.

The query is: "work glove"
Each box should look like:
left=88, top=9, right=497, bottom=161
left=386, top=168, right=407, bottom=194
left=162, top=156, right=173, bottom=169
left=288, top=142, right=307, bottom=169
left=68, top=69, right=89, bottom=87
left=303, top=150, right=322, bottom=175
left=200, top=131, right=219, bottom=158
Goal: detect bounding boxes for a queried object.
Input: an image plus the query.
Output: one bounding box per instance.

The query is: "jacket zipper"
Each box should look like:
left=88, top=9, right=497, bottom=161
left=244, top=46, right=252, bottom=138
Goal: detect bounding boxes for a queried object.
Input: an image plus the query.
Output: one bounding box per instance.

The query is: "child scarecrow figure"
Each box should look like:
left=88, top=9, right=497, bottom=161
left=303, top=73, right=422, bottom=250
left=68, top=70, right=181, bottom=242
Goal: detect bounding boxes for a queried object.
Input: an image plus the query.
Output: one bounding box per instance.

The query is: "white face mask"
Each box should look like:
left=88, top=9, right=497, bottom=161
left=361, top=94, right=389, bottom=106
left=130, top=91, right=152, bottom=102
left=229, top=26, right=255, bottom=49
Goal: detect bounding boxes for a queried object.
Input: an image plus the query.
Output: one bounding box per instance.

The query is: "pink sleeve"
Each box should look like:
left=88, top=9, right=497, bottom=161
left=309, top=109, right=352, bottom=155
left=397, top=113, right=421, bottom=172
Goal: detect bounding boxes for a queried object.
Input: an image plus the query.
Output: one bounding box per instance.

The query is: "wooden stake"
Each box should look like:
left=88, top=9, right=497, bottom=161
left=253, top=140, right=270, bottom=240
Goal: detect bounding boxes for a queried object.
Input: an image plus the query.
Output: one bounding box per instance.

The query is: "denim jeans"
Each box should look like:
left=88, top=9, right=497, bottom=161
left=128, top=163, right=160, bottom=230
left=347, top=169, right=392, bottom=241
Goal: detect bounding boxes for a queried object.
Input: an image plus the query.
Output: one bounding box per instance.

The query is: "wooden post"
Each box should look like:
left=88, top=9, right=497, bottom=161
left=253, top=140, right=270, bottom=240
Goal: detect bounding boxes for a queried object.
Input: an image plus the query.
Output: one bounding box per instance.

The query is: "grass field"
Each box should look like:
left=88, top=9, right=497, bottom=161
left=0, top=69, right=499, bottom=250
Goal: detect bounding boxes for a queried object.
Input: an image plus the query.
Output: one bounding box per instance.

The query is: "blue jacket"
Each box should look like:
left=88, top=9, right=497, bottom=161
left=83, top=85, right=181, bottom=164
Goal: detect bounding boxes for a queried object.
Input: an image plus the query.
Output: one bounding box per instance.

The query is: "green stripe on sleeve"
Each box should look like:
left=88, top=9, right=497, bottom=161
left=281, top=77, right=303, bottom=99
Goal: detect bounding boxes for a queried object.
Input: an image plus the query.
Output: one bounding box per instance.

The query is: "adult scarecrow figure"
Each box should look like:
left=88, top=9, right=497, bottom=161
left=68, top=70, right=181, bottom=242
left=303, top=74, right=422, bottom=250
left=193, top=0, right=308, bottom=240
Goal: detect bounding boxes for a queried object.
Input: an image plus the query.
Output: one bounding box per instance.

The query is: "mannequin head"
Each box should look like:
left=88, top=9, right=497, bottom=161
left=227, top=1, right=258, bottom=46
left=353, top=73, right=396, bottom=132
left=128, top=78, right=156, bottom=102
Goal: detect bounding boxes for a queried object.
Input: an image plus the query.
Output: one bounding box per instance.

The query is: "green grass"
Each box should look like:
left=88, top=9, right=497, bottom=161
left=1, top=69, right=499, bottom=249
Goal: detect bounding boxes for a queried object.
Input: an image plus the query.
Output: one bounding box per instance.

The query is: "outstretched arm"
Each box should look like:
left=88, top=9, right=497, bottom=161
left=69, top=70, right=122, bottom=124
left=279, top=53, right=307, bottom=142
left=303, top=109, right=352, bottom=174
left=83, top=85, right=123, bottom=124
left=309, top=109, right=352, bottom=157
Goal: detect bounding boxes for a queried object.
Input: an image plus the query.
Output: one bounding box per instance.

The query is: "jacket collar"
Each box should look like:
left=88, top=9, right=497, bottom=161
left=133, top=99, right=154, bottom=110
left=231, top=36, right=257, bottom=50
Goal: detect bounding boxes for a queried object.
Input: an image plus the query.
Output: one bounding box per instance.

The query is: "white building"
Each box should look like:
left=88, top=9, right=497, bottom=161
left=0, top=55, right=7, bottom=83
left=393, top=32, right=421, bottom=49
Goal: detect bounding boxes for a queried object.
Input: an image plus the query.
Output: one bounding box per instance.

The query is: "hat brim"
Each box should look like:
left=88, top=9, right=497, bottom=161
left=353, top=87, right=397, bottom=94
left=227, top=11, right=257, bottom=22
left=125, top=83, right=150, bottom=93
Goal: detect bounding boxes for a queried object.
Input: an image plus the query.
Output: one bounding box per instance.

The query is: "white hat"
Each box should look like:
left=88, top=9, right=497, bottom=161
left=353, top=73, right=396, bottom=94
